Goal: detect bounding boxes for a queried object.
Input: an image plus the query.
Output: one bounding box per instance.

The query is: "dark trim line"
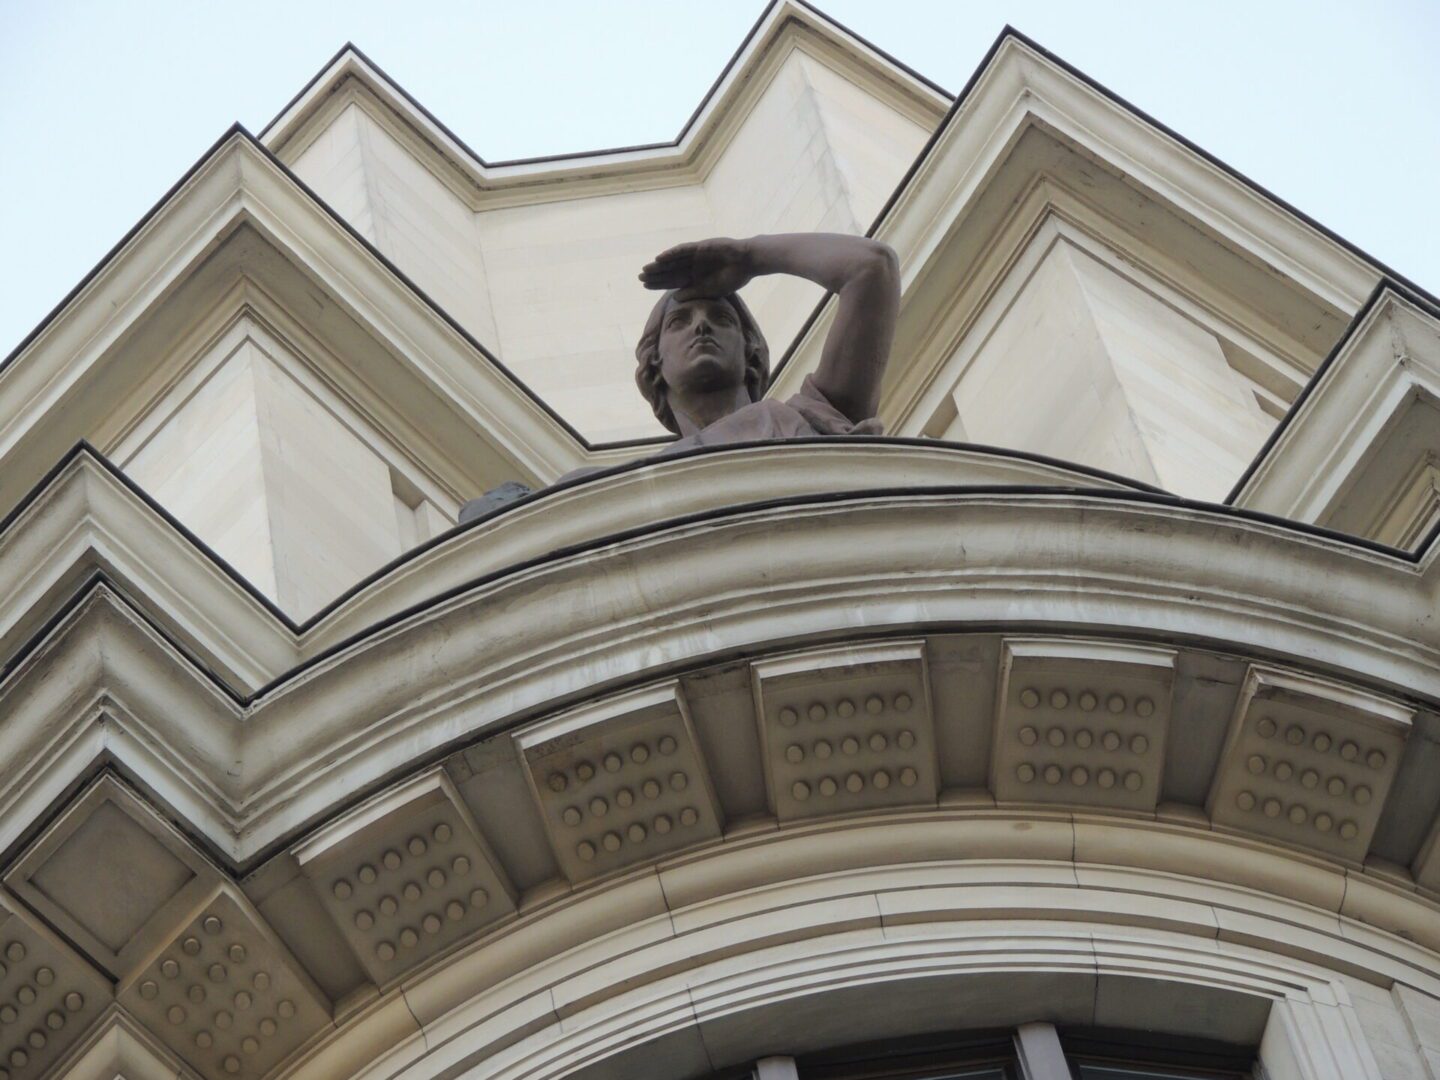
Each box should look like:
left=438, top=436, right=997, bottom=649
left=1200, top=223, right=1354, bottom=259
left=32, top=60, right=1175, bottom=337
left=0, top=571, right=249, bottom=707
left=17, top=586, right=1437, bottom=878
left=1225, top=278, right=1440, bottom=504
left=765, top=22, right=1015, bottom=384
left=1, top=438, right=1429, bottom=697
left=0, top=441, right=298, bottom=631
left=250, top=479, right=1425, bottom=702
left=0, top=436, right=1167, bottom=639
left=9, top=452, right=1426, bottom=706
left=15, top=11, right=1439, bottom=473
left=257, top=2, right=953, bottom=161
left=236, top=129, right=607, bottom=450
left=0, top=120, right=628, bottom=453
left=301, top=433, right=1168, bottom=626
left=1000, top=26, right=1440, bottom=309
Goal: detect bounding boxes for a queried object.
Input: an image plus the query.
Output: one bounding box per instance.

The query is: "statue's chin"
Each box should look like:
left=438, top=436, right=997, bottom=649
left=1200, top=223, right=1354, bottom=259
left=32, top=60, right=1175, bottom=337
left=669, top=351, right=744, bottom=392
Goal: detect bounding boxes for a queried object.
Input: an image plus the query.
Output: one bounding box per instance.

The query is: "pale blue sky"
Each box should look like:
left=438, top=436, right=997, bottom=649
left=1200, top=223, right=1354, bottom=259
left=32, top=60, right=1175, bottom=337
left=2, top=0, right=1437, bottom=356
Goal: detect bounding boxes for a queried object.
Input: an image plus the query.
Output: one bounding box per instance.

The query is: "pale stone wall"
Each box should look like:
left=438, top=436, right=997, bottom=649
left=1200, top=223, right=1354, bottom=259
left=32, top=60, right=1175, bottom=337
left=940, top=237, right=1274, bottom=501
left=287, top=46, right=933, bottom=442
left=123, top=320, right=450, bottom=619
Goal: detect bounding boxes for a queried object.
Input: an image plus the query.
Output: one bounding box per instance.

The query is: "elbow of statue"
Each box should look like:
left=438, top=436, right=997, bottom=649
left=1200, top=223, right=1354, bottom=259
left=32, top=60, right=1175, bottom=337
left=859, top=238, right=899, bottom=280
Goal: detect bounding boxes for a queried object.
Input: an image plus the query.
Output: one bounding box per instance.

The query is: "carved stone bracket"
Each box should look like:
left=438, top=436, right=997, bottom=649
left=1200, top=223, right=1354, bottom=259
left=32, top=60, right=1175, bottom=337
left=0, top=893, right=109, bottom=1080
left=516, top=683, right=724, bottom=883
left=116, top=885, right=329, bottom=1080
left=991, top=638, right=1176, bottom=811
left=751, top=641, right=938, bottom=822
left=292, top=769, right=517, bottom=987
left=1207, top=665, right=1412, bottom=861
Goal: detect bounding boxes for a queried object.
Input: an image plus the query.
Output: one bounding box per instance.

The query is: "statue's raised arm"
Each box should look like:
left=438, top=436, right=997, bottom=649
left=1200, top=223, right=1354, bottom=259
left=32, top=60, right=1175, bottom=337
left=461, top=233, right=900, bottom=519
left=636, top=233, right=900, bottom=445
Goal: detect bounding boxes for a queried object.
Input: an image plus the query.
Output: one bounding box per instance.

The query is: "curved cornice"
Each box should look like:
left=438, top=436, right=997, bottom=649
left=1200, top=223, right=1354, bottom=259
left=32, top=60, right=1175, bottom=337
left=0, top=458, right=1435, bottom=867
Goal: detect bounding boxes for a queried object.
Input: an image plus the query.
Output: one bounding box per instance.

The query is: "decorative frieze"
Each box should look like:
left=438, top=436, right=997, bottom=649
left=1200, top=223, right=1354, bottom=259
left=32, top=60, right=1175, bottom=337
left=293, top=770, right=516, bottom=986
left=0, top=896, right=108, bottom=1080
left=990, top=639, right=1175, bottom=811
left=118, top=886, right=328, bottom=1080
left=751, top=641, right=936, bottom=822
left=516, top=683, right=723, bottom=882
left=1207, top=666, right=1411, bottom=860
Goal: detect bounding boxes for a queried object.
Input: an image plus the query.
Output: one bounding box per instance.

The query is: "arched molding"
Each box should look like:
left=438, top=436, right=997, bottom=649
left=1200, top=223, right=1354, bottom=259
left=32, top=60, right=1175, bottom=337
left=284, top=814, right=1431, bottom=1080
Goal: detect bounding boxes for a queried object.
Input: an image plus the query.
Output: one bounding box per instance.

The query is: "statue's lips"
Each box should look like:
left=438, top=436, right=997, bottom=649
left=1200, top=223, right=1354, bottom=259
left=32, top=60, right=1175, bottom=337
left=688, top=336, right=721, bottom=354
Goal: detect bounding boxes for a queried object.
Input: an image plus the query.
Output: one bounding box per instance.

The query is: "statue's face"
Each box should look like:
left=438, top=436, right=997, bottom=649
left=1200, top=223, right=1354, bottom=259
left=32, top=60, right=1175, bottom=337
left=657, top=297, right=748, bottom=400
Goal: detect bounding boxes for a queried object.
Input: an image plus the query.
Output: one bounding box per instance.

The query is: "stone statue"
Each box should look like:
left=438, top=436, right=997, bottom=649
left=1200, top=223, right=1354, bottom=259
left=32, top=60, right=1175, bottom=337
left=460, top=232, right=898, bottom=522
left=634, top=232, right=899, bottom=451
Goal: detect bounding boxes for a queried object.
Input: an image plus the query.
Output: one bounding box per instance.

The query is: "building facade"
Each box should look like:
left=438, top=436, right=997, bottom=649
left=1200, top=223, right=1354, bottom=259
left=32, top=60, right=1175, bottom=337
left=1, top=4, right=1438, bottom=1078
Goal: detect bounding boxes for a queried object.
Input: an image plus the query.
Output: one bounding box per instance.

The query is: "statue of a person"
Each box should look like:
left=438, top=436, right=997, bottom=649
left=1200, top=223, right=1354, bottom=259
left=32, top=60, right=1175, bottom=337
left=460, top=232, right=898, bottom=521
left=634, top=232, right=899, bottom=452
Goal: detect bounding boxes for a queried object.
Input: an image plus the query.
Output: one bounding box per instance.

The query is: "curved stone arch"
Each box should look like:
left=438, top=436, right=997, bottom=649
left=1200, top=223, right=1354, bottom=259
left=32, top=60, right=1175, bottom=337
left=291, top=815, right=1434, bottom=1080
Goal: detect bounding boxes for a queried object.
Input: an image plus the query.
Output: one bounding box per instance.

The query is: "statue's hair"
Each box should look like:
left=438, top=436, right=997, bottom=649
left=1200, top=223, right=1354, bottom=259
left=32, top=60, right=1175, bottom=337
left=635, top=291, right=770, bottom=434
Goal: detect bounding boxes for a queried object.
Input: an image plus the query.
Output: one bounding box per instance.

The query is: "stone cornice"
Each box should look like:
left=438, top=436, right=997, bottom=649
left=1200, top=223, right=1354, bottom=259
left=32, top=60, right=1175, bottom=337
left=0, top=442, right=1162, bottom=694
left=0, top=460, right=1434, bottom=868
left=259, top=2, right=951, bottom=210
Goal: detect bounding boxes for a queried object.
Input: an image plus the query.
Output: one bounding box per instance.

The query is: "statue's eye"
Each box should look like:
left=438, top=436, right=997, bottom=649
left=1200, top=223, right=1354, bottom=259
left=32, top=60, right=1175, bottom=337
left=666, top=313, right=687, bottom=329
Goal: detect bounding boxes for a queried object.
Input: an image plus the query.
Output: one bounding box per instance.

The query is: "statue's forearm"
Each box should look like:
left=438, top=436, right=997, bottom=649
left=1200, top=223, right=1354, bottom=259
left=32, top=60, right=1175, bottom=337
left=742, top=233, right=899, bottom=422
left=741, top=233, right=897, bottom=293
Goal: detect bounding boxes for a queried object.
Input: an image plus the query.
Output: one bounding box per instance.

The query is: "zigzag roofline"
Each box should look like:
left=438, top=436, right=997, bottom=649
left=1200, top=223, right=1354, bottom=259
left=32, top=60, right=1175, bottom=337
left=258, top=0, right=953, bottom=172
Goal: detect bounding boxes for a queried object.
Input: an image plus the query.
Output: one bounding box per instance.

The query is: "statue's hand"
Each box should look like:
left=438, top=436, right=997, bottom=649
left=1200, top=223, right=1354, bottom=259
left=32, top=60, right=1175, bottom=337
left=639, top=238, right=755, bottom=301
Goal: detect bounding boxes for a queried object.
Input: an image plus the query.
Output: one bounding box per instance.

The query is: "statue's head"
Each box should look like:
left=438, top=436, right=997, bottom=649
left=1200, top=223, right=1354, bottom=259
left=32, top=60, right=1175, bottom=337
left=635, top=291, right=769, bottom=434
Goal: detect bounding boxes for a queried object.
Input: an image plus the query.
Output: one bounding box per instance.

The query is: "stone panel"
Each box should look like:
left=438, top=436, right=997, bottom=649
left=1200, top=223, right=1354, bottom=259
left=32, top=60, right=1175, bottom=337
left=4, top=776, right=217, bottom=979
left=751, top=642, right=937, bottom=823
left=293, top=770, right=516, bottom=987
left=991, top=638, right=1175, bottom=811
left=118, top=886, right=329, bottom=1080
left=1207, top=665, right=1411, bottom=860
left=516, top=683, right=723, bottom=883
left=0, top=896, right=110, bottom=1080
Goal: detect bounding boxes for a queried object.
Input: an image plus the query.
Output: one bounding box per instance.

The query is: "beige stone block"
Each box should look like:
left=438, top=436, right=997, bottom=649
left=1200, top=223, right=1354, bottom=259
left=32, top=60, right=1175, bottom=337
left=1208, top=665, right=1412, bottom=861
left=659, top=814, right=1075, bottom=912
left=117, top=885, right=329, bottom=1080
left=991, top=637, right=1174, bottom=811
left=4, top=774, right=218, bottom=980
left=515, top=683, right=723, bottom=884
left=1341, top=872, right=1440, bottom=953
left=951, top=238, right=1275, bottom=500
left=1093, top=974, right=1269, bottom=1044
left=48, top=1017, right=186, bottom=1080
left=751, top=641, right=938, bottom=822
left=696, top=970, right=1095, bottom=1068
left=667, top=893, right=881, bottom=957
left=124, top=334, right=409, bottom=618
left=1395, top=984, right=1440, bottom=1051
left=1072, top=819, right=1346, bottom=912
left=292, top=769, right=516, bottom=988
left=0, top=898, right=112, bottom=1080
left=876, top=883, right=1089, bottom=926
left=400, top=874, right=669, bottom=1029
